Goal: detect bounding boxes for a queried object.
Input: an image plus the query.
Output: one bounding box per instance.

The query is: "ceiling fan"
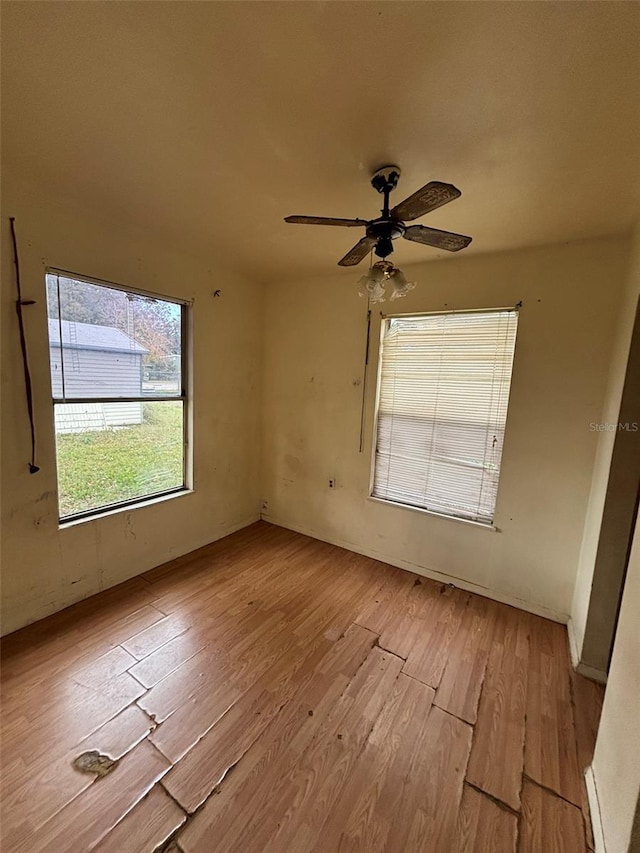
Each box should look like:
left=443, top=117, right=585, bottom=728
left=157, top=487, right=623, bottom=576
left=284, top=166, right=472, bottom=267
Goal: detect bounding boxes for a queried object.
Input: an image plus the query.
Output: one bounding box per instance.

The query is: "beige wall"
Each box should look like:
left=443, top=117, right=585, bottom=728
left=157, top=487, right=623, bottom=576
left=1, top=176, right=263, bottom=635
left=571, top=223, right=640, bottom=674
left=1, top=176, right=633, bottom=639
left=262, top=238, right=629, bottom=620
left=591, top=508, right=640, bottom=853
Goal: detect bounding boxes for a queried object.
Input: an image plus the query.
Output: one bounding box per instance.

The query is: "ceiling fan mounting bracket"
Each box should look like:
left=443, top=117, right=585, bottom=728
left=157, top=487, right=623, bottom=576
left=370, top=165, right=401, bottom=195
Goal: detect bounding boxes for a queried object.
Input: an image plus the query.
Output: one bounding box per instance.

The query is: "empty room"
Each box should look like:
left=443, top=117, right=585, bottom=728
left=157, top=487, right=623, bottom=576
left=1, top=2, right=639, bottom=852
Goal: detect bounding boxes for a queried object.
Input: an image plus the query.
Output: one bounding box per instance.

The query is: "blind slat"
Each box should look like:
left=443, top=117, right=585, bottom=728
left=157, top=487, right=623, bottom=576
left=373, top=310, right=518, bottom=524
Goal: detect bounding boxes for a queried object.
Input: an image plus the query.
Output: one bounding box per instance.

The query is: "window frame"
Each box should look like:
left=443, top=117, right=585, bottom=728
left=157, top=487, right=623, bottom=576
left=368, top=306, right=518, bottom=529
left=46, top=267, right=191, bottom=524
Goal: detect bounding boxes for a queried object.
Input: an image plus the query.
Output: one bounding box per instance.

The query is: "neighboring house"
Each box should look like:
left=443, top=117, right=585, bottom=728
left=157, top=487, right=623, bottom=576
left=48, top=319, right=148, bottom=434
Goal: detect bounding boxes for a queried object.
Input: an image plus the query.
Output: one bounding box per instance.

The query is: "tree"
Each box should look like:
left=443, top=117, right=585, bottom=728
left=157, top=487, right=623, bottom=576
left=47, top=275, right=181, bottom=373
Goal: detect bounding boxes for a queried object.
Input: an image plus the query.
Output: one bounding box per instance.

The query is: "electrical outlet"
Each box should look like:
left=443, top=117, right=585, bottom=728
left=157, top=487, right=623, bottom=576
left=329, top=479, right=336, bottom=489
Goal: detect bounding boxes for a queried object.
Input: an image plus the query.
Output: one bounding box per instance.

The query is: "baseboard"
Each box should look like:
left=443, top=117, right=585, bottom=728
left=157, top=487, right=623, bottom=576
left=566, top=618, right=608, bottom=685
left=576, top=662, right=608, bottom=685
left=585, top=765, right=606, bottom=853
left=262, top=515, right=569, bottom=624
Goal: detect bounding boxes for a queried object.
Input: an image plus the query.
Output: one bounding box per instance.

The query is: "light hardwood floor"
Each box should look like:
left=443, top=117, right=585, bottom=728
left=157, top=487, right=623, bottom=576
left=1, top=522, right=604, bottom=852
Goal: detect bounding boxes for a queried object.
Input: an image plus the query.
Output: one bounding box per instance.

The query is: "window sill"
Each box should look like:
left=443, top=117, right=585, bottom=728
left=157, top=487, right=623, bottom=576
left=59, top=488, right=193, bottom=529
left=367, top=495, right=498, bottom=531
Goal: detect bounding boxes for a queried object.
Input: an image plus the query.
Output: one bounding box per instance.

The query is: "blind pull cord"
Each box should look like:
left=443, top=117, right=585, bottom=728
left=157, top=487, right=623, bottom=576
left=9, top=217, right=40, bottom=474
left=358, top=307, right=372, bottom=453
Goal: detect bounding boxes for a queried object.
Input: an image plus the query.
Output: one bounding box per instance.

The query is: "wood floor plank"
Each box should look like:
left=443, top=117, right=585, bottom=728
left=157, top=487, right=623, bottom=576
left=386, top=706, right=473, bottom=853
left=71, top=645, right=139, bottom=688
left=163, top=645, right=326, bottom=812
left=354, top=567, right=417, bottom=635
left=164, top=624, right=376, bottom=813
left=524, top=616, right=583, bottom=806
left=402, top=586, right=469, bottom=688
left=377, top=578, right=439, bottom=659
left=143, top=614, right=321, bottom=754
left=127, top=633, right=210, bottom=688
left=1, top=582, right=163, bottom=676
left=0, top=751, right=94, bottom=836
left=455, top=784, right=518, bottom=853
left=466, top=606, right=530, bottom=810
left=176, top=670, right=372, bottom=847
left=434, top=595, right=498, bottom=724
left=150, top=629, right=328, bottom=766
left=93, top=784, right=186, bottom=853
left=254, top=647, right=404, bottom=852
left=129, top=602, right=289, bottom=692
left=6, top=741, right=170, bottom=853
left=1, top=523, right=601, bottom=853
left=1, top=603, right=165, bottom=702
left=78, top=704, right=155, bottom=760
left=312, top=673, right=435, bottom=853
left=134, top=604, right=298, bottom=726
left=121, top=613, right=192, bottom=660
left=2, top=671, right=146, bottom=769
left=519, top=779, right=586, bottom=853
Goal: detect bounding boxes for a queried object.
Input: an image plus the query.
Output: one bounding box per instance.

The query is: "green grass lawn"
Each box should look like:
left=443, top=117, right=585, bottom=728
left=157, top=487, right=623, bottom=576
left=56, top=402, right=184, bottom=517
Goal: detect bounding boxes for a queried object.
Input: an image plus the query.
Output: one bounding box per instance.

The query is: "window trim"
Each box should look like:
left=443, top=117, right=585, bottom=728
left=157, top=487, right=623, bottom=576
left=59, top=487, right=194, bottom=529
left=368, top=305, right=519, bottom=528
left=367, top=495, right=498, bottom=531
left=46, top=267, right=192, bottom=523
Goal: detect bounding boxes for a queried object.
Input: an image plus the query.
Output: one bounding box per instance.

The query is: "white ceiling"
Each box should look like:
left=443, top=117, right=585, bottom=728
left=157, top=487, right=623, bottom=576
left=3, top=2, right=640, bottom=283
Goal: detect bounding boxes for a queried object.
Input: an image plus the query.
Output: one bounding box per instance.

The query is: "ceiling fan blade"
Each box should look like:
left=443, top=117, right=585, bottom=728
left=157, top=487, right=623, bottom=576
left=403, top=225, right=472, bottom=252
left=338, top=236, right=377, bottom=267
left=390, top=181, right=461, bottom=222
left=284, top=215, right=367, bottom=227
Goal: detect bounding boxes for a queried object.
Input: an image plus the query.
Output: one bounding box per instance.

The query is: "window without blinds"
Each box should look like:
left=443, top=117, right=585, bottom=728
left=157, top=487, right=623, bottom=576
left=372, top=309, right=518, bottom=525
left=45, top=271, right=188, bottom=521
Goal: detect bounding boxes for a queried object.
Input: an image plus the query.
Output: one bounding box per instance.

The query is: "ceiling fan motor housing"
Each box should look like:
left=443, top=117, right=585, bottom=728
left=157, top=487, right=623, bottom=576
left=366, top=218, right=406, bottom=258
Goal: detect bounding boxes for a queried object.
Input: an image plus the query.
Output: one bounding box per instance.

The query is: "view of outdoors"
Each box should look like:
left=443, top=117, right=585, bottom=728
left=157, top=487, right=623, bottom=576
left=46, top=274, right=185, bottom=517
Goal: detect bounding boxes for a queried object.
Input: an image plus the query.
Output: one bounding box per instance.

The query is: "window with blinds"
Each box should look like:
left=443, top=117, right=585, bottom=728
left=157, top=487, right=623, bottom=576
left=372, top=309, right=518, bottom=525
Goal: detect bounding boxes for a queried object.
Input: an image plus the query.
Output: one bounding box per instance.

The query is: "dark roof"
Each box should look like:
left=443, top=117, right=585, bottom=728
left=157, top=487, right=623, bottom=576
left=48, top=320, right=148, bottom=354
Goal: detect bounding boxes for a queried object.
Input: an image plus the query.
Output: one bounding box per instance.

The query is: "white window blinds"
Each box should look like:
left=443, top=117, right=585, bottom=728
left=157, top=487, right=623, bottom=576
left=372, top=309, right=518, bottom=525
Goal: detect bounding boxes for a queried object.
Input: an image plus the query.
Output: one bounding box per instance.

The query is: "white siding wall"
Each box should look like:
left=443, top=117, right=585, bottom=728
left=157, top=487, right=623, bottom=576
left=50, top=346, right=143, bottom=398
left=54, top=402, right=144, bottom=434
left=50, top=346, right=144, bottom=432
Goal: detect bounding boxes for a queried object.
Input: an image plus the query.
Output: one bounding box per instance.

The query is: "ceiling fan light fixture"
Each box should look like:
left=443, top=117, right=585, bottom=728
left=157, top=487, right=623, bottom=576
left=357, top=263, right=387, bottom=303
left=388, top=267, right=416, bottom=300
left=357, top=261, right=415, bottom=304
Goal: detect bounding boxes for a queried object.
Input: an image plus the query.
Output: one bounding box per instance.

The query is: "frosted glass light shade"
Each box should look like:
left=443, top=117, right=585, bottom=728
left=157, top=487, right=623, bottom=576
left=357, top=262, right=415, bottom=303
left=389, top=268, right=416, bottom=300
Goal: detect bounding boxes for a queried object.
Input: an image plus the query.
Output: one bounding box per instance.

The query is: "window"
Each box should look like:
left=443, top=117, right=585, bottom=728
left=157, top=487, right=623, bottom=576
left=372, top=308, right=518, bottom=525
left=45, top=271, right=189, bottom=521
